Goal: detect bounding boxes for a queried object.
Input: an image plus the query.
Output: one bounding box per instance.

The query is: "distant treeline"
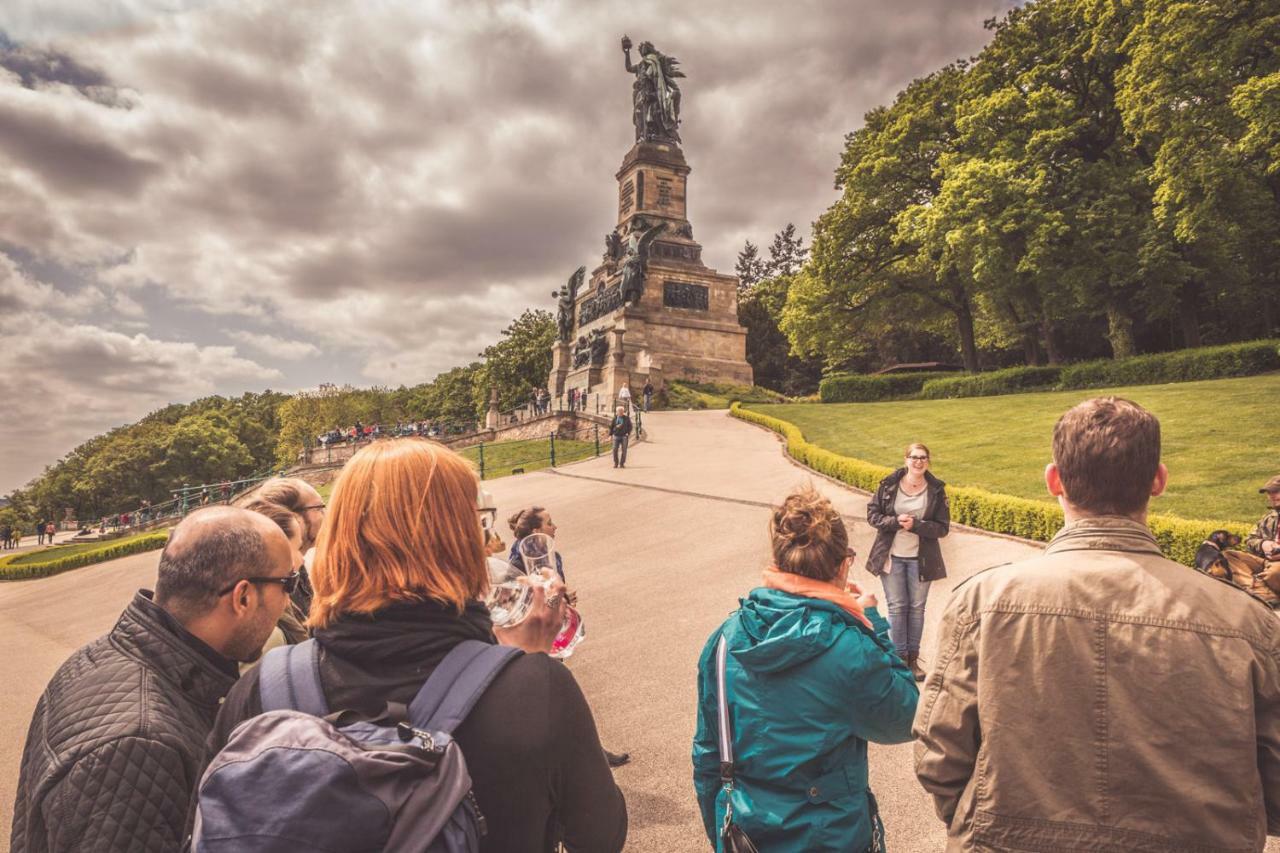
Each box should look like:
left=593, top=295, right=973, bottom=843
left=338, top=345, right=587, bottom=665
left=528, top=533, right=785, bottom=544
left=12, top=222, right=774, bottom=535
left=1, top=310, right=554, bottom=529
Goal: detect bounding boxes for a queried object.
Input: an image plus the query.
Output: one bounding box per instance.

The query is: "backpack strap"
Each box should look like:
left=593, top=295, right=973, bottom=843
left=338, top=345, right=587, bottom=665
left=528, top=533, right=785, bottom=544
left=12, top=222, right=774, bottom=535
left=407, top=640, right=522, bottom=735
left=257, top=639, right=329, bottom=716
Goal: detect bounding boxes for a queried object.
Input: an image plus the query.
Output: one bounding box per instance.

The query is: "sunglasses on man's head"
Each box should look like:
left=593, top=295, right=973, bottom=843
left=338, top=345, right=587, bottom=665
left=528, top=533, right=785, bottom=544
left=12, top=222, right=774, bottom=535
left=218, top=569, right=302, bottom=597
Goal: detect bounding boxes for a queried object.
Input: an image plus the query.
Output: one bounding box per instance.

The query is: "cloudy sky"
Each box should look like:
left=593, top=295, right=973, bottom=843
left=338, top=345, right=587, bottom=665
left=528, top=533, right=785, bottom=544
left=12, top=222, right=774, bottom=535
left=0, top=0, right=1016, bottom=494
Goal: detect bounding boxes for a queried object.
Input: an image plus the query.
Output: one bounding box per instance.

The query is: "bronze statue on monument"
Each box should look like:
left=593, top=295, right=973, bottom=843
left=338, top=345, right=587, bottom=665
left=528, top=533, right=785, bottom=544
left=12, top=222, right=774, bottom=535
left=619, top=217, right=665, bottom=306
left=554, top=266, right=586, bottom=343
left=621, top=35, right=684, bottom=145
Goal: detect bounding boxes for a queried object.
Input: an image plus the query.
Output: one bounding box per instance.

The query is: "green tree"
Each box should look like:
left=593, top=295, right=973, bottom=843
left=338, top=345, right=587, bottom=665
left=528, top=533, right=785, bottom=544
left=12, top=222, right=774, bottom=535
left=157, top=411, right=254, bottom=487
left=798, top=64, right=982, bottom=371
left=473, top=309, right=555, bottom=413
left=735, top=240, right=766, bottom=295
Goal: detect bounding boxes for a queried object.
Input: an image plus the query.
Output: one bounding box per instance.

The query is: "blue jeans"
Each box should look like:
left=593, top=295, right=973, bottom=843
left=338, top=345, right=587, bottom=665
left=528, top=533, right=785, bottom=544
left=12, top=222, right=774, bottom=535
left=881, top=556, right=931, bottom=656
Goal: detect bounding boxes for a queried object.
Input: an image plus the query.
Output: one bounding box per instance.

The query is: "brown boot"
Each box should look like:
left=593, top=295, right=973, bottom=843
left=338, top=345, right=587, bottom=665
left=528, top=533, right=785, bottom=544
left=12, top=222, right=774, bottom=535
left=907, top=652, right=926, bottom=682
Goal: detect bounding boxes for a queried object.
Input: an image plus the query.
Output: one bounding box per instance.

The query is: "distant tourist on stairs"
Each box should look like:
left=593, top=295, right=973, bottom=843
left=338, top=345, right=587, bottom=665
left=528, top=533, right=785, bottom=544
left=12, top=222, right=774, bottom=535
left=610, top=406, right=633, bottom=469
left=865, top=443, right=950, bottom=682
left=617, top=383, right=632, bottom=415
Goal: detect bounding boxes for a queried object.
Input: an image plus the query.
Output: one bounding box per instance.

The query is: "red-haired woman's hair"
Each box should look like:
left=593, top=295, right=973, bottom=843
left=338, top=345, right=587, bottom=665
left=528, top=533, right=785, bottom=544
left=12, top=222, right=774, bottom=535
left=308, top=438, right=486, bottom=629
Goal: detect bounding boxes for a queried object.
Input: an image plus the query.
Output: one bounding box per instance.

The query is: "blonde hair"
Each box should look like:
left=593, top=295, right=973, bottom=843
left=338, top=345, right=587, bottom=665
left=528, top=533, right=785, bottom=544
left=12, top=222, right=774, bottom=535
left=239, top=498, right=302, bottom=545
left=904, top=442, right=931, bottom=459
left=769, top=487, right=849, bottom=581
left=308, top=439, right=487, bottom=629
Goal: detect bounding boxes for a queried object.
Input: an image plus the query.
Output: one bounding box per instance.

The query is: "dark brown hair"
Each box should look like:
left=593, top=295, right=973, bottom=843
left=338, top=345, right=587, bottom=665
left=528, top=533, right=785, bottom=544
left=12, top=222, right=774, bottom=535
left=508, top=506, right=547, bottom=540
left=1052, top=397, right=1161, bottom=516
left=769, top=487, right=849, bottom=581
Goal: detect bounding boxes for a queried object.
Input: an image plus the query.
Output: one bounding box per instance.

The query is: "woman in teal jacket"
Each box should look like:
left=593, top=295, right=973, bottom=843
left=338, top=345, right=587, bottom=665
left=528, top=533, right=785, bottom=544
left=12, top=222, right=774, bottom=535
left=692, top=487, right=920, bottom=852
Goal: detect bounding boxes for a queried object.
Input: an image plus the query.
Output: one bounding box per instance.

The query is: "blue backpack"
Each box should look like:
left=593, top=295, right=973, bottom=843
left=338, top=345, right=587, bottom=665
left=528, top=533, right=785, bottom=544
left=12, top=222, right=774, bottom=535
left=192, top=639, right=521, bottom=853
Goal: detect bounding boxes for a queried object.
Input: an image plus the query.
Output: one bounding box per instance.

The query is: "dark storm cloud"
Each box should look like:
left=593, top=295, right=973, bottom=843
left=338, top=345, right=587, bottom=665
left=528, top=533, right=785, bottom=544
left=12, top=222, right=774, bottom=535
left=0, top=0, right=1020, bottom=493
left=0, top=31, right=123, bottom=106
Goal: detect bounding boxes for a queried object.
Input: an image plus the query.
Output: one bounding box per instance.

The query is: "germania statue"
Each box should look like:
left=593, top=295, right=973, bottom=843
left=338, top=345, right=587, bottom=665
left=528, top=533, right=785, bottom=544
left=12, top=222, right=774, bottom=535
left=621, top=35, right=684, bottom=145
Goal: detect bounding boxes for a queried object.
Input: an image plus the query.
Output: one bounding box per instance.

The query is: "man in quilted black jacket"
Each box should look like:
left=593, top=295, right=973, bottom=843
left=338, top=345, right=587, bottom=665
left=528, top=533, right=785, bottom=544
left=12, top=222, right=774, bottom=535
left=10, top=506, right=296, bottom=853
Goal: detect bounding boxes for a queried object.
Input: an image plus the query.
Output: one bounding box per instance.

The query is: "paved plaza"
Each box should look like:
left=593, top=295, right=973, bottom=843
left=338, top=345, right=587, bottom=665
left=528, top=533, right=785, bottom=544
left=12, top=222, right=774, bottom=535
left=1, top=410, right=1275, bottom=851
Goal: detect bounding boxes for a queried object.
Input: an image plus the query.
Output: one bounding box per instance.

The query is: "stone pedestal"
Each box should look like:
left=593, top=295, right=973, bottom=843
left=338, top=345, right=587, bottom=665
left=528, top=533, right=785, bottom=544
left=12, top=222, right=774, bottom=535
left=549, top=140, right=752, bottom=400
left=549, top=342, right=571, bottom=396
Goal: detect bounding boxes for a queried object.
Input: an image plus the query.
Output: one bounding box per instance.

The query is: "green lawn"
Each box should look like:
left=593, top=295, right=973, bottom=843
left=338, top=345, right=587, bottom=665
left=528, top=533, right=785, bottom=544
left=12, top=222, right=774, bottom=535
left=745, top=373, right=1280, bottom=524
left=0, top=529, right=165, bottom=568
left=459, top=437, right=599, bottom=480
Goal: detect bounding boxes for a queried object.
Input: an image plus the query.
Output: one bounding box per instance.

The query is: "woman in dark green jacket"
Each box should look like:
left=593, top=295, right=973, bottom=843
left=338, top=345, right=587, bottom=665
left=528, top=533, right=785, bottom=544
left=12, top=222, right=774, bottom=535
left=692, top=488, right=919, bottom=852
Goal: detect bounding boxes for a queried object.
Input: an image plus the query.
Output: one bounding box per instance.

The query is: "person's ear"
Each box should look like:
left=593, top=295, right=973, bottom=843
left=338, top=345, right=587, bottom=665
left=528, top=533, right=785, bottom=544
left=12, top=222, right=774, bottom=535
left=229, top=580, right=253, bottom=616
left=1045, top=462, right=1065, bottom=498
left=1150, top=462, right=1168, bottom=498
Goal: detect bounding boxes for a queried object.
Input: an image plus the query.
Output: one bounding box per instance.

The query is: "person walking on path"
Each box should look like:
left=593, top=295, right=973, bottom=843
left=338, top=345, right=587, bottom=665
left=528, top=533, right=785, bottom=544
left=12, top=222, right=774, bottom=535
left=34, top=519, right=45, bottom=546
left=915, top=397, right=1280, bottom=853
left=210, top=441, right=627, bottom=852
left=865, top=443, right=949, bottom=681
left=693, top=487, right=918, bottom=852
left=1246, top=474, right=1280, bottom=559
left=10, top=507, right=294, bottom=853
left=617, top=383, right=632, bottom=415
left=642, top=379, right=653, bottom=411
left=610, top=405, right=633, bottom=468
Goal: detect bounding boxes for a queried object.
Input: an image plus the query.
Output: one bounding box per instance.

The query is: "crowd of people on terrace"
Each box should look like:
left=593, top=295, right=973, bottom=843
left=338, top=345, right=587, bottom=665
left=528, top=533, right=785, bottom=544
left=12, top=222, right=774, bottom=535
left=9, top=396, right=1280, bottom=853
left=316, top=419, right=454, bottom=447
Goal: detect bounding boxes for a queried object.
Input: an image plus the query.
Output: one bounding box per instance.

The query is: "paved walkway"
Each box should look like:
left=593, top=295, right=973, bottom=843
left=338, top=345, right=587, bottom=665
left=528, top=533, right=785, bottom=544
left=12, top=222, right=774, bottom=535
left=0, top=410, right=1274, bottom=851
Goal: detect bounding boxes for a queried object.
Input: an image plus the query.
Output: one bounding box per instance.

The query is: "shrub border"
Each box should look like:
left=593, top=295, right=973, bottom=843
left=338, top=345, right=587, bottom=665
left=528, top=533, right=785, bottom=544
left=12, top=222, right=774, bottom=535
left=730, top=403, right=1247, bottom=567
left=0, top=531, right=170, bottom=581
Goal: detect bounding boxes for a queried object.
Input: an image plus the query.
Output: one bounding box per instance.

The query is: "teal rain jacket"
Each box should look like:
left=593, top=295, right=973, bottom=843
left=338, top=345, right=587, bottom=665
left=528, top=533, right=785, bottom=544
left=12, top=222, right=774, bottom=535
left=692, top=588, right=919, bottom=852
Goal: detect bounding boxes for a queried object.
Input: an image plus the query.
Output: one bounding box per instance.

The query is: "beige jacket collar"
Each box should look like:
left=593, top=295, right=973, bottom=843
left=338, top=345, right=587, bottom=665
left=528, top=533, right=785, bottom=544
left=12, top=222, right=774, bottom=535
left=1044, top=515, right=1164, bottom=557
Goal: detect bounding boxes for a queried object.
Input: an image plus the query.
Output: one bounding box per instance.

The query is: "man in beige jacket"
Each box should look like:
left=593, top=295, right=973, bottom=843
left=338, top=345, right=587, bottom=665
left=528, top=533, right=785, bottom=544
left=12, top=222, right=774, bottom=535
left=915, top=397, right=1280, bottom=852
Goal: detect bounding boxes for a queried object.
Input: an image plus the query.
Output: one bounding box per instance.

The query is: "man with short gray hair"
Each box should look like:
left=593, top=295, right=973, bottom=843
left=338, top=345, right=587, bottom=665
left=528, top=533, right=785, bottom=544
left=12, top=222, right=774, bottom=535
left=11, top=506, right=296, bottom=853
left=915, top=397, right=1280, bottom=852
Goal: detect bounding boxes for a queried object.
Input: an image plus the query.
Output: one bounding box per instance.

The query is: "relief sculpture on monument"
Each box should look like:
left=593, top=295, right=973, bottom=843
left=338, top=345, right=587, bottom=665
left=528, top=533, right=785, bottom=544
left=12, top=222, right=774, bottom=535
left=620, top=217, right=665, bottom=306
left=554, top=266, right=586, bottom=343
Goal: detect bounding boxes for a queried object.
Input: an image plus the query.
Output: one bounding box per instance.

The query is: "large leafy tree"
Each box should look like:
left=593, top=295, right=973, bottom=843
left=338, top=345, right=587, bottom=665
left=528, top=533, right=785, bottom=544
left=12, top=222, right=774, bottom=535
left=797, top=64, right=983, bottom=371
left=473, top=309, right=555, bottom=413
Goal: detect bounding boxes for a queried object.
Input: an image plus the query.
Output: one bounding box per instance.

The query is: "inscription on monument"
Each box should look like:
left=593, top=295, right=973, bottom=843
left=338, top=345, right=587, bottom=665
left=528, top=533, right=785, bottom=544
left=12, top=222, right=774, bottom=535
left=578, top=282, right=625, bottom=325
left=663, top=281, right=709, bottom=310
left=653, top=241, right=701, bottom=263
left=657, top=177, right=672, bottom=208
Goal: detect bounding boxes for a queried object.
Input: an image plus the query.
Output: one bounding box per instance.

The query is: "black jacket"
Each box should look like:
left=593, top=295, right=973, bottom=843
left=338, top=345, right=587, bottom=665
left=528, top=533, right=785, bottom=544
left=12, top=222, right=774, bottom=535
left=11, top=591, right=238, bottom=853
left=865, top=468, right=950, bottom=581
left=207, top=599, right=627, bottom=853
left=610, top=415, right=632, bottom=438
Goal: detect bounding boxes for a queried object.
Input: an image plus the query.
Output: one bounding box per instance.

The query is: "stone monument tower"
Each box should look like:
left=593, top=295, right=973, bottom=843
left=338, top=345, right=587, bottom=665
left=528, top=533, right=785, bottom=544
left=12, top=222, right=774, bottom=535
left=548, top=36, right=752, bottom=402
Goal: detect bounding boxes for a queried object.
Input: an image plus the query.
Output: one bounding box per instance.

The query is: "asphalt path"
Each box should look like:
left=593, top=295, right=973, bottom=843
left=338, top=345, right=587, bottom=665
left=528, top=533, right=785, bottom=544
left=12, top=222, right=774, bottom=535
left=1, top=409, right=1275, bottom=852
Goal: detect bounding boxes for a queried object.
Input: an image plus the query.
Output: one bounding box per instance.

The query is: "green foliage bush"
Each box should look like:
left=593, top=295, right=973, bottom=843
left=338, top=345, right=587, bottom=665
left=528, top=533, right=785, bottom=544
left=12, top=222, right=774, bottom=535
left=920, top=366, right=1062, bottom=399
left=819, top=372, right=959, bottom=403
left=730, top=403, right=1245, bottom=567
left=0, top=531, right=170, bottom=581
left=1059, top=340, right=1280, bottom=390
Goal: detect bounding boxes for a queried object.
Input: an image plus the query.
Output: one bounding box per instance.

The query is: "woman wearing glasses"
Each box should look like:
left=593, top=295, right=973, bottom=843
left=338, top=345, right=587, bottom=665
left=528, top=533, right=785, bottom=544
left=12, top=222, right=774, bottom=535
left=865, top=442, right=950, bottom=682
left=208, top=439, right=627, bottom=853
left=692, top=487, right=918, bottom=851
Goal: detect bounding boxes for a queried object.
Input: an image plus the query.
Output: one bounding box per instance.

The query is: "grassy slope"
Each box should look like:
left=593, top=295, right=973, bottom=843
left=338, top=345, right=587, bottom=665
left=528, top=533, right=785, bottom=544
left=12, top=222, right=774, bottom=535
left=0, top=529, right=165, bottom=568
left=745, top=373, right=1280, bottom=524
left=459, top=437, right=597, bottom=480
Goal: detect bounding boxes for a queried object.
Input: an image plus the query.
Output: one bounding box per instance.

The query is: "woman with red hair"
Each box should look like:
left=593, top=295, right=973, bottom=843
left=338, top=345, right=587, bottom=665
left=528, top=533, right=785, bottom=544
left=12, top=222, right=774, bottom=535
left=208, top=438, right=627, bottom=852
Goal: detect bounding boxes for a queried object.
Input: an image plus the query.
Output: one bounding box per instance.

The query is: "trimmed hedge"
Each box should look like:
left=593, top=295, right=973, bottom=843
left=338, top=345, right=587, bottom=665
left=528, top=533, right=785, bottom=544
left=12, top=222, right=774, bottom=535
left=920, top=366, right=1062, bottom=399
left=0, top=531, right=169, bottom=581
left=1059, top=340, right=1280, bottom=390
left=819, top=371, right=959, bottom=403
left=730, top=403, right=1246, bottom=567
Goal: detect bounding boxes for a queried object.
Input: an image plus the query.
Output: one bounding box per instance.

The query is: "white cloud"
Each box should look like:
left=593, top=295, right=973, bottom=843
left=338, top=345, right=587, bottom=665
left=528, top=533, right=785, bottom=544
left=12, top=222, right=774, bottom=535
left=227, top=329, right=320, bottom=360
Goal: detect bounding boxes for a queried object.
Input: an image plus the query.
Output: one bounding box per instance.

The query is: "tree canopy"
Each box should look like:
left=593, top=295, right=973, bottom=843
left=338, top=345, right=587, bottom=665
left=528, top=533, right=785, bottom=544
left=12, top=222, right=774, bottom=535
left=789, top=0, right=1280, bottom=372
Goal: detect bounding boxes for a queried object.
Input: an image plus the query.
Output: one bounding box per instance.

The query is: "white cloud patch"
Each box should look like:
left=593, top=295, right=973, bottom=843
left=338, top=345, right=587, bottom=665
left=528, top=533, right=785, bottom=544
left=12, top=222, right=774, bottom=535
left=227, top=329, right=321, bottom=361
left=0, top=0, right=1017, bottom=491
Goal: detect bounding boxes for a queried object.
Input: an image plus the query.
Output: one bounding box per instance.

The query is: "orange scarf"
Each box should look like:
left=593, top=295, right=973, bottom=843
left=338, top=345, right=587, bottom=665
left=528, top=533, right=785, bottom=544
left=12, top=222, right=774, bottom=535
left=761, top=567, right=873, bottom=629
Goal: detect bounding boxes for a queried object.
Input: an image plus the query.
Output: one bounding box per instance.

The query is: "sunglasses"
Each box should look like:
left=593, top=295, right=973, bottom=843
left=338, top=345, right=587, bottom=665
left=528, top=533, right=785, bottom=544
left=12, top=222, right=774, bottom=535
left=301, top=503, right=326, bottom=511
left=219, top=568, right=302, bottom=597
left=907, top=455, right=930, bottom=462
